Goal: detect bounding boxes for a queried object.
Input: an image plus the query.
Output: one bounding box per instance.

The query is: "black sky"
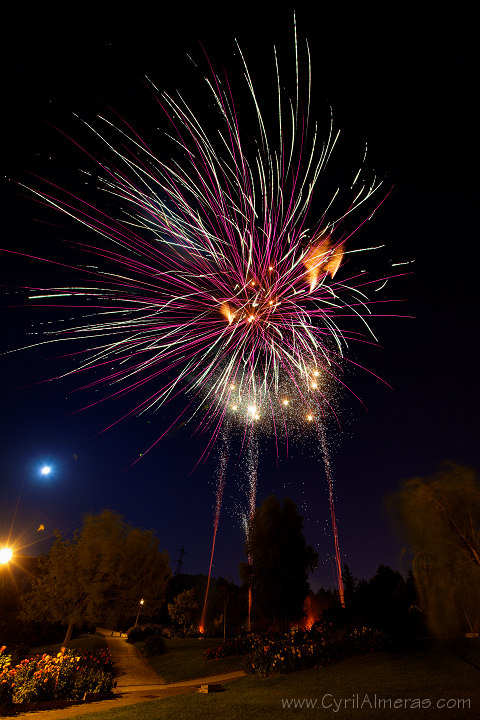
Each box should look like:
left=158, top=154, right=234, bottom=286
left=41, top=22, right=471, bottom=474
left=1, top=5, right=478, bottom=590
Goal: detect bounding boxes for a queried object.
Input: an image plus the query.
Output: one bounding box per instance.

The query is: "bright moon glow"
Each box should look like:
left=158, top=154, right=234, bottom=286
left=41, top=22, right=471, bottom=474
left=40, top=466, right=52, bottom=476
left=0, top=547, right=13, bottom=564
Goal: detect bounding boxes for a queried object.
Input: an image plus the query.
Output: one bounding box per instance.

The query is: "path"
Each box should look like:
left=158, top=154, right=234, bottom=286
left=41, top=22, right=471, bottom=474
left=11, top=629, right=245, bottom=719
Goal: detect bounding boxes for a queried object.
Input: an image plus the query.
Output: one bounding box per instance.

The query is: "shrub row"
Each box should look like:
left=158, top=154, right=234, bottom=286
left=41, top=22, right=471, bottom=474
left=204, top=624, right=385, bottom=676
left=126, top=623, right=198, bottom=644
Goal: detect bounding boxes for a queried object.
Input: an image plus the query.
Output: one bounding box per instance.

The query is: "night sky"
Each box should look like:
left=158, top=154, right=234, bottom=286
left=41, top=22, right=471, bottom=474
left=1, top=6, right=478, bottom=591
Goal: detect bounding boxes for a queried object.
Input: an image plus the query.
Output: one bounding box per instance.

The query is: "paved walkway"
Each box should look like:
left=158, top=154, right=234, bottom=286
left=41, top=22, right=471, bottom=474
left=11, top=629, right=245, bottom=719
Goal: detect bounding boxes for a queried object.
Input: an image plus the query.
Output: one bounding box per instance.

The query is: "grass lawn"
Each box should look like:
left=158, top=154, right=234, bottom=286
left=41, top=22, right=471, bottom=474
left=145, top=637, right=242, bottom=682
left=30, top=633, right=107, bottom=656
left=67, top=638, right=480, bottom=719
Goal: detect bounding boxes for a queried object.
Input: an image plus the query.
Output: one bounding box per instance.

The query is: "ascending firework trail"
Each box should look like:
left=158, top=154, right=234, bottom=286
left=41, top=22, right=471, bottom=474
left=200, top=429, right=229, bottom=633
left=318, top=422, right=345, bottom=607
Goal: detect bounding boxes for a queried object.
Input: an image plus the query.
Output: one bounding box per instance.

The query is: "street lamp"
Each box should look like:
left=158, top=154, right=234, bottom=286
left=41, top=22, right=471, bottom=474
left=0, top=548, right=13, bottom=564
left=134, top=598, right=144, bottom=627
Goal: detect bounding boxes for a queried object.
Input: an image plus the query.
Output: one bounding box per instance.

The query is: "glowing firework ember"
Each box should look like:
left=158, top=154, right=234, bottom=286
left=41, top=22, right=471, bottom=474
left=8, top=20, right=394, bottom=609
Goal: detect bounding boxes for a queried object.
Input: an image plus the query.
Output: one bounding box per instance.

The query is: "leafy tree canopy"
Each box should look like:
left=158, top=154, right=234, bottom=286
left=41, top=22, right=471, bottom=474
left=389, top=461, right=480, bottom=634
left=167, top=588, right=199, bottom=631
left=22, top=510, right=171, bottom=639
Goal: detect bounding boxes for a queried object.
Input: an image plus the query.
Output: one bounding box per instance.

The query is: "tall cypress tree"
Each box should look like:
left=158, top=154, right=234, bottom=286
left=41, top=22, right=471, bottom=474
left=241, top=495, right=318, bottom=632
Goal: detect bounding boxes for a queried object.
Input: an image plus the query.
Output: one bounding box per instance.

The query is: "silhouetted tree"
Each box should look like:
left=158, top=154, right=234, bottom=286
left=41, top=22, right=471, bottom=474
left=390, top=462, right=480, bottom=635
left=361, top=565, right=410, bottom=638
left=342, top=564, right=357, bottom=608
left=167, top=588, right=199, bottom=632
left=240, top=495, right=318, bottom=632
left=21, top=510, right=171, bottom=648
left=208, top=577, right=245, bottom=638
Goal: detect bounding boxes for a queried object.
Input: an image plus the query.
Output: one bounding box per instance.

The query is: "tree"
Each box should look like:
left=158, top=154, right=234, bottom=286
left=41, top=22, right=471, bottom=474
left=342, top=564, right=358, bottom=609
left=358, top=565, right=410, bottom=639
left=22, top=510, right=171, bottom=648
left=208, top=577, right=245, bottom=638
left=240, top=495, right=318, bottom=632
left=390, top=462, right=480, bottom=635
left=167, top=588, right=199, bottom=633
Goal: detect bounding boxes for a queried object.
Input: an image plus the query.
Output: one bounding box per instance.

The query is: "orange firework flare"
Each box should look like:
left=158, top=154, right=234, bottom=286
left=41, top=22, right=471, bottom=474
left=303, top=237, right=345, bottom=292
left=303, top=595, right=315, bottom=630
left=220, top=302, right=234, bottom=324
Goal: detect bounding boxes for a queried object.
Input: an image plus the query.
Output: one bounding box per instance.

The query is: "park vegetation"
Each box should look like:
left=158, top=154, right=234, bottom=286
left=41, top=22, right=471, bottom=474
left=240, top=495, right=318, bottom=632
left=20, top=510, right=171, bottom=650
left=0, top=646, right=112, bottom=708
left=390, top=461, right=480, bottom=635
left=1, top=465, right=479, bottom=708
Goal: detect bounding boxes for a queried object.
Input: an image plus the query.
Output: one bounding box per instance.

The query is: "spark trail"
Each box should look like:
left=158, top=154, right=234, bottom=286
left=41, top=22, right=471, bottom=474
left=318, top=422, right=345, bottom=606
left=7, top=19, right=397, bottom=609
left=200, top=429, right=229, bottom=632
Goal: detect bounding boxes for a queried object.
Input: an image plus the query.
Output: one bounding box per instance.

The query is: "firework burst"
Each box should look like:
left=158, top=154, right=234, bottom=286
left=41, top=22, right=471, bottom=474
left=8, top=21, right=395, bottom=611
left=18, top=32, right=386, bottom=462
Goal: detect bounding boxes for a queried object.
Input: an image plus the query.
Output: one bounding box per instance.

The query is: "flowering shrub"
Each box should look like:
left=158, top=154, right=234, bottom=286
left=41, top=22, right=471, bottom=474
left=203, top=625, right=385, bottom=676
left=203, top=635, right=257, bottom=660
left=242, top=625, right=385, bottom=676
left=0, top=647, right=11, bottom=671
left=0, top=647, right=13, bottom=706
left=0, top=646, right=113, bottom=707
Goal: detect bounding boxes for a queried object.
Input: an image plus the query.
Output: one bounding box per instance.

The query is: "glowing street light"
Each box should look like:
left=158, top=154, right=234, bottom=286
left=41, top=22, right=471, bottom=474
left=0, top=547, right=13, bottom=564
left=134, top=598, right=145, bottom=627
left=40, top=466, right=52, bottom=477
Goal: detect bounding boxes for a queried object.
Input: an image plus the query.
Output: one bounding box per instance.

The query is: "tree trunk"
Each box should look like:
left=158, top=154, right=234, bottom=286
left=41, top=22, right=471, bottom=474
left=61, top=623, right=74, bottom=653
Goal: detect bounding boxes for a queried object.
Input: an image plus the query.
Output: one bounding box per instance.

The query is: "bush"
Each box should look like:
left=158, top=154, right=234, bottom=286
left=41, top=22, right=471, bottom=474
left=0, top=647, right=113, bottom=707
left=184, top=624, right=201, bottom=638
left=126, top=624, right=164, bottom=644
left=0, top=648, right=13, bottom=706
left=203, top=635, right=256, bottom=660
left=0, top=677, right=13, bottom=707
left=141, top=635, right=166, bottom=657
left=160, top=626, right=176, bottom=639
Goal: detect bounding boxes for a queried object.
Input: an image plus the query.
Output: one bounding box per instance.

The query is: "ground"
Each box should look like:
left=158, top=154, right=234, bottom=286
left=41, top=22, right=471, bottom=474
left=10, top=633, right=480, bottom=719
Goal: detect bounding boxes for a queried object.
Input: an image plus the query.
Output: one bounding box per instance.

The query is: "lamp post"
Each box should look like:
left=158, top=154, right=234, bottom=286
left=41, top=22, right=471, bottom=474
left=134, top=598, right=144, bottom=627
left=0, top=548, right=12, bottom=565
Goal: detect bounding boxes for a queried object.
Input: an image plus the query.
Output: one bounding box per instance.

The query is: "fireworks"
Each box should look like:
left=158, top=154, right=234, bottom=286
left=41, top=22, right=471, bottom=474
left=11, top=21, right=394, bottom=610
left=19, top=34, right=386, bottom=460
